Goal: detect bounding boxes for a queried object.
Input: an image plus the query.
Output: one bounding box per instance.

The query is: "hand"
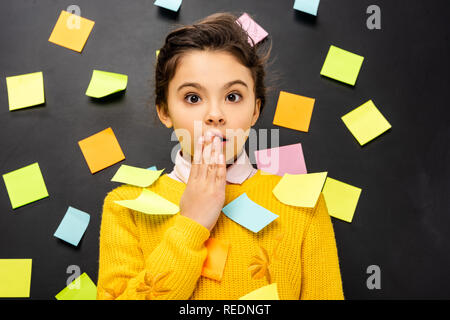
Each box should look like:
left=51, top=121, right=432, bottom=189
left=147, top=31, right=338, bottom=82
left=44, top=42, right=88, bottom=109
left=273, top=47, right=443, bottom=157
left=179, top=132, right=227, bottom=232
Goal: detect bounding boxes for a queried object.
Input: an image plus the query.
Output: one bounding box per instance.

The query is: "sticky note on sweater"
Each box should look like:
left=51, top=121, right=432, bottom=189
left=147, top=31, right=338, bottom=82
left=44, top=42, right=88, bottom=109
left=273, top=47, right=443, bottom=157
left=255, top=143, right=307, bottom=176
left=239, top=283, right=279, bottom=300
left=201, top=238, right=230, bottom=281
left=115, top=188, right=179, bottom=215
left=111, top=165, right=164, bottom=187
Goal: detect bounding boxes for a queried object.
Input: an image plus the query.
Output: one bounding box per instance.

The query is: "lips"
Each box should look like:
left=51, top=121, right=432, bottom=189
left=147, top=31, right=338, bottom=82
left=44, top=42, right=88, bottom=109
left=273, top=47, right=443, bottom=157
left=206, top=130, right=227, bottom=141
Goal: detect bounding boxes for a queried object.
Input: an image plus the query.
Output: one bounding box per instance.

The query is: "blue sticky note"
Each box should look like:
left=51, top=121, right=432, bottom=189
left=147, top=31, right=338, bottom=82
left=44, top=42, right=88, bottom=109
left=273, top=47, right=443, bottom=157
left=154, top=0, right=182, bottom=12
left=54, top=207, right=90, bottom=246
left=147, top=166, right=157, bottom=170
left=294, top=0, right=320, bottom=16
left=222, top=193, right=278, bottom=233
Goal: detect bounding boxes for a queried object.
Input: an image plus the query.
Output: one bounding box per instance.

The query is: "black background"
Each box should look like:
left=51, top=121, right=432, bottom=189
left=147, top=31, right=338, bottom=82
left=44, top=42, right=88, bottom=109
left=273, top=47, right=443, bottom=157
left=0, top=0, right=449, bottom=300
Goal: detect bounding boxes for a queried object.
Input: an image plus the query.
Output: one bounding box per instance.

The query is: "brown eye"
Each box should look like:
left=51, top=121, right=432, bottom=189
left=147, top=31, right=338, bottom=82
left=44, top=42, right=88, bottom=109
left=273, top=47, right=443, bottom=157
left=226, top=93, right=241, bottom=102
left=185, top=94, right=201, bottom=104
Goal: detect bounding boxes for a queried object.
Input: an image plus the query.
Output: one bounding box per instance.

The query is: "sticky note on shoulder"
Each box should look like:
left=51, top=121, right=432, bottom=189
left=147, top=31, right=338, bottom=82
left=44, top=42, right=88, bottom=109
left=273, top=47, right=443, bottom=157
left=341, top=100, right=391, bottom=145
left=48, top=10, right=95, bottom=52
left=236, top=13, right=268, bottom=46
left=54, top=206, right=90, bottom=246
left=272, top=91, right=315, bottom=132
left=111, top=165, right=164, bottom=187
left=85, top=70, right=128, bottom=98
left=322, top=177, right=362, bottom=223
left=115, top=188, right=179, bottom=215
left=320, top=45, right=364, bottom=86
left=222, top=193, right=278, bottom=233
left=55, top=272, right=97, bottom=300
left=6, top=71, right=45, bottom=111
left=0, top=259, right=32, bottom=297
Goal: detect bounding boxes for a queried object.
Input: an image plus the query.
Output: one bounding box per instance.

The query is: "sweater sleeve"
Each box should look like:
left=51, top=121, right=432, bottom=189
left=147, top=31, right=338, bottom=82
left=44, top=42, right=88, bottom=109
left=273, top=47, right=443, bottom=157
left=96, top=187, right=210, bottom=300
left=299, top=193, right=345, bottom=300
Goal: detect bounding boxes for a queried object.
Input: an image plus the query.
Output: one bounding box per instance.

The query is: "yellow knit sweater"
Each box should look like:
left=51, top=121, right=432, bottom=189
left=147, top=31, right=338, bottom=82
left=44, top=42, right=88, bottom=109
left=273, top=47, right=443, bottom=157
left=96, top=170, right=344, bottom=300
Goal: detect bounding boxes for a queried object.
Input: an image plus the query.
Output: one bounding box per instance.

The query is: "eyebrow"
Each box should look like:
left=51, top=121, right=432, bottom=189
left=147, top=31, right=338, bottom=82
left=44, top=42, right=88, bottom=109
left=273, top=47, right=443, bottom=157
left=177, top=80, right=248, bottom=92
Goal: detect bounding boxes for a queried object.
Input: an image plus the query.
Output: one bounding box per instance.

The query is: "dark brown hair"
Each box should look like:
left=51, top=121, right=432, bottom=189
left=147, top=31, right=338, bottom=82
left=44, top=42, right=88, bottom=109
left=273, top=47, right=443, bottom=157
left=154, top=12, right=271, bottom=119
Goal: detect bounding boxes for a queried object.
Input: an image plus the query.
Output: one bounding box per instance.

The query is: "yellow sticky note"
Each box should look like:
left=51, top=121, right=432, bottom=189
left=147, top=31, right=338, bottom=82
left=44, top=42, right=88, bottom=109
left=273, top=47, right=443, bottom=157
left=272, top=91, right=315, bottom=132
left=0, top=259, right=32, bottom=297
left=341, top=100, right=391, bottom=146
left=239, top=283, right=279, bottom=300
left=320, top=45, right=364, bottom=86
left=6, top=72, right=45, bottom=111
left=85, top=70, right=128, bottom=98
left=156, top=50, right=160, bottom=58
left=55, top=272, right=97, bottom=300
left=115, top=188, right=179, bottom=215
left=272, top=172, right=327, bottom=207
left=111, top=165, right=164, bottom=187
left=48, top=10, right=95, bottom=52
left=201, top=238, right=230, bottom=281
left=78, top=127, right=125, bottom=174
left=322, top=177, right=362, bottom=223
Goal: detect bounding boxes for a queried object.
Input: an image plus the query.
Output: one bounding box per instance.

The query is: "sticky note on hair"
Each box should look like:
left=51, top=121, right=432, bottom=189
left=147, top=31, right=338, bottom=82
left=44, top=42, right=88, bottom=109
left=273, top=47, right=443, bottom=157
left=341, top=100, right=391, bottom=146
left=54, top=207, right=90, bottom=246
left=6, top=71, right=45, bottom=111
left=154, top=0, right=182, bottom=12
left=85, top=70, right=128, bottom=98
left=273, top=91, right=315, bottom=132
left=273, top=172, right=327, bottom=208
left=115, top=188, right=179, bottom=215
left=201, top=238, right=230, bottom=281
left=322, top=177, right=362, bottom=223
left=78, top=127, right=125, bottom=174
left=2, top=162, right=49, bottom=209
left=0, top=259, right=32, bottom=298
left=236, top=13, right=268, bottom=46
left=239, top=283, right=279, bottom=300
left=55, top=272, right=97, bottom=300
left=255, top=143, right=307, bottom=177
left=222, top=193, right=278, bottom=233
left=48, top=10, right=95, bottom=52
left=111, top=164, right=164, bottom=187
left=294, top=0, right=321, bottom=16
left=320, top=45, right=364, bottom=86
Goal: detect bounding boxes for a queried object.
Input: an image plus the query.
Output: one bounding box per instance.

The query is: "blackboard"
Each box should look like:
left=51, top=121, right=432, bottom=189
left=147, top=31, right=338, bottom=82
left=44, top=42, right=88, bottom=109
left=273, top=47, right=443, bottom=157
left=0, top=0, right=449, bottom=299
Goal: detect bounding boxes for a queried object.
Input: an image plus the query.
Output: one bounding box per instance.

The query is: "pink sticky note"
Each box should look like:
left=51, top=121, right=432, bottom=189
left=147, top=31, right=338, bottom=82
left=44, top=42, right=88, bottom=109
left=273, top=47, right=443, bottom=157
left=254, top=143, right=307, bottom=176
left=236, top=13, right=268, bottom=46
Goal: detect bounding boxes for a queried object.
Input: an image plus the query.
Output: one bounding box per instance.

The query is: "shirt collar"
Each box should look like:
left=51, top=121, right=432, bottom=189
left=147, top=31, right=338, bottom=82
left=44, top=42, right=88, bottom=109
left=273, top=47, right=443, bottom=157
left=172, top=147, right=256, bottom=185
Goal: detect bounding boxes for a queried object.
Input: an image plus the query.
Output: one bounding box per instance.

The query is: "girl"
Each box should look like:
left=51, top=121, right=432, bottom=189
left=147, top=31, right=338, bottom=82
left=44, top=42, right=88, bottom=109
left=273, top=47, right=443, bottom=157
left=96, top=12, right=344, bottom=300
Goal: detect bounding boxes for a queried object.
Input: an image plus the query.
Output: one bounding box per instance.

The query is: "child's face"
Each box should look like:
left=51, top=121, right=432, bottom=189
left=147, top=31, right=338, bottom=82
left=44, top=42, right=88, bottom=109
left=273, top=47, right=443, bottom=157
left=157, top=50, right=261, bottom=163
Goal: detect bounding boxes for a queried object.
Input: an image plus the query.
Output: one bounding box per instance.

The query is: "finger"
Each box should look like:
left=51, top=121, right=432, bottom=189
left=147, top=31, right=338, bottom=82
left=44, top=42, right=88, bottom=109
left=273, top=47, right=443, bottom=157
left=216, top=151, right=227, bottom=186
left=190, top=135, right=204, bottom=180
left=199, top=134, right=213, bottom=180
left=207, top=136, right=221, bottom=183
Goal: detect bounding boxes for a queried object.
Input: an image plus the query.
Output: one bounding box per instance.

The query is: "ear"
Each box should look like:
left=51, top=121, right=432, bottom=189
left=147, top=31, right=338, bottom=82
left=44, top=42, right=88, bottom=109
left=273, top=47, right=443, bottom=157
left=156, top=104, right=173, bottom=128
left=251, top=99, right=261, bottom=126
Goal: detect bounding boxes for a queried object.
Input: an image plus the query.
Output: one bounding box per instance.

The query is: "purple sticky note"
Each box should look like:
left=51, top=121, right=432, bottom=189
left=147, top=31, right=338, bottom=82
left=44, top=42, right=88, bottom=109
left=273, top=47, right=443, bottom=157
left=254, top=143, right=307, bottom=176
left=236, top=13, right=268, bottom=46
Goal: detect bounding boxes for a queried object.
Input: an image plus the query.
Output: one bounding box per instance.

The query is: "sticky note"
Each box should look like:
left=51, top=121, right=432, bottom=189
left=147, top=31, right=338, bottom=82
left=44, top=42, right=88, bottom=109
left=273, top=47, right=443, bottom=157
left=272, top=91, right=315, bottom=132
left=239, top=283, right=279, bottom=300
left=294, top=0, right=321, bottom=16
left=156, top=50, right=160, bottom=59
left=78, top=127, right=125, bottom=174
left=2, top=162, right=49, bottom=209
left=154, top=0, right=182, bottom=12
left=322, top=177, right=362, bottom=223
left=115, top=188, right=179, bottom=215
left=201, top=238, right=230, bottom=281
left=222, top=193, right=278, bottom=233
left=320, top=45, right=364, bottom=86
left=255, top=143, right=307, bottom=176
left=341, top=100, right=391, bottom=146
left=147, top=166, right=157, bottom=170
left=111, top=165, right=164, bottom=187
left=55, top=272, right=97, bottom=300
left=6, top=71, right=45, bottom=111
left=272, top=172, right=327, bottom=207
left=85, top=70, right=128, bottom=98
left=48, top=10, right=95, bottom=52
left=236, top=13, right=268, bottom=46
left=54, top=207, right=90, bottom=246
left=0, top=259, right=32, bottom=297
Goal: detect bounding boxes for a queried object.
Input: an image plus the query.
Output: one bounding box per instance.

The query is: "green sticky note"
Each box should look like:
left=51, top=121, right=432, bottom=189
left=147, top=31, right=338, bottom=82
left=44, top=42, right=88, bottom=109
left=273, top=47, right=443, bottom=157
left=320, top=45, right=364, bottom=86
left=6, top=71, right=45, bottom=110
left=85, top=70, right=128, bottom=98
left=0, top=259, right=32, bottom=297
left=115, top=188, right=179, bottom=215
left=2, top=162, right=49, bottom=209
left=55, top=272, right=97, bottom=300
left=111, top=164, right=164, bottom=187
left=322, top=177, right=362, bottom=223
left=341, top=100, right=391, bottom=145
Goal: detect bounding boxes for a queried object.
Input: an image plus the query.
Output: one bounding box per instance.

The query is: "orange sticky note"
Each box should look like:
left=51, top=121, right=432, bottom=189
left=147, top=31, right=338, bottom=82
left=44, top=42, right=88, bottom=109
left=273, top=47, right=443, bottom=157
left=78, top=127, right=125, bottom=174
left=48, top=10, right=95, bottom=52
left=273, top=91, right=315, bottom=132
left=201, top=238, right=230, bottom=281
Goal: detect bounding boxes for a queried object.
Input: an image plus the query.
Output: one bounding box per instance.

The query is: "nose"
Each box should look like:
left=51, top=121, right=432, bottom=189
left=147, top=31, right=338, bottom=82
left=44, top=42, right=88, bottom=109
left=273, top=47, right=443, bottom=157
left=205, top=102, right=225, bottom=125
